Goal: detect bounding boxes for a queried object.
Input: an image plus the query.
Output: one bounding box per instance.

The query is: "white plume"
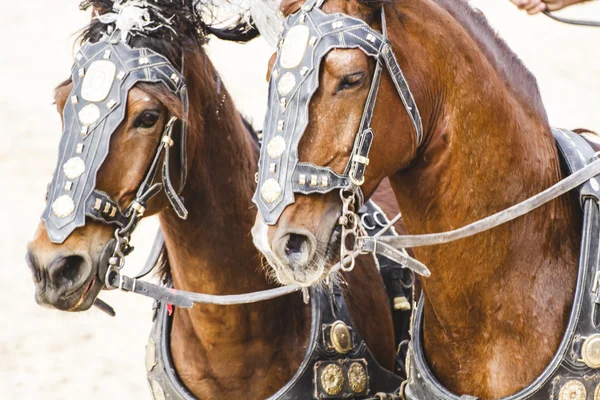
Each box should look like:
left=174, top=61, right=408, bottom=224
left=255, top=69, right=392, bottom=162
left=250, top=0, right=283, bottom=49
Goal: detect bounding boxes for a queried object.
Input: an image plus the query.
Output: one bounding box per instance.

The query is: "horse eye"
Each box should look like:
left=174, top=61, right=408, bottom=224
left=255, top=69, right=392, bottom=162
left=338, top=72, right=366, bottom=91
left=134, top=111, right=160, bottom=129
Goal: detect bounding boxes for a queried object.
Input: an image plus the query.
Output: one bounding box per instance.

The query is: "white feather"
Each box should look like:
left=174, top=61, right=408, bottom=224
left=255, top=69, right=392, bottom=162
left=250, top=0, right=284, bottom=49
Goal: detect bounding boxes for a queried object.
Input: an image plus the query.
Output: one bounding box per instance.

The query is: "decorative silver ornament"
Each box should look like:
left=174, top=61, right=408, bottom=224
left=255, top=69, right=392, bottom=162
left=150, top=380, right=166, bottom=400
left=261, top=179, right=282, bottom=203
left=267, top=136, right=286, bottom=159
left=280, top=25, right=310, bottom=69
left=63, top=157, right=86, bottom=179
left=81, top=60, right=116, bottom=102
left=52, top=195, right=75, bottom=218
left=78, top=104, right=100, bottom=126
left=278, top=72, right=296, bottom=96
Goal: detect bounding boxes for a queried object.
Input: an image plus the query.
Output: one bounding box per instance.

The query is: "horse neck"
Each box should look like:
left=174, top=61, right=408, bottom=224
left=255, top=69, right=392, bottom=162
left=158, top=48, right=304, bottom=331
left=385, top=1, right=581, bottom=395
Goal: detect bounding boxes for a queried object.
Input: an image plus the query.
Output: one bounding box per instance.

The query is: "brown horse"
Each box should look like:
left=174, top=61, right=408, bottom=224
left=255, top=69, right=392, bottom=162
left=25, top=1, right=396, bottom=398
left=254, top=0, right=583, bottom=398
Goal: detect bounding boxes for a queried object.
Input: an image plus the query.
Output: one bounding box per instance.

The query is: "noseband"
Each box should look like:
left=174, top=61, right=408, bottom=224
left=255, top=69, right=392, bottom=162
left=253, top=0, right=422, bottom=227
left=41, top=31, right=189, bottom=286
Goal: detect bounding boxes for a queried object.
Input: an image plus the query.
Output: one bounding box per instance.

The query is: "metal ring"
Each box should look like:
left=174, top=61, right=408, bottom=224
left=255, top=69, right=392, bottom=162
left=399, top=270, right=415, bottom=289
left=361, top=213, right=377, bottom=230
left=373, top=211, right=388, bottom=228
left=104, top=265, right=119, bottom=290
left=350, top=174, right=365, bottom=187
left=341, top=254, right=356, bottom=272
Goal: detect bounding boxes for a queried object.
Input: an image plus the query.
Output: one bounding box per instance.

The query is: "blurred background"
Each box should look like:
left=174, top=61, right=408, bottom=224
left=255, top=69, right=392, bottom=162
left=0, top=0, right=598, bottom=398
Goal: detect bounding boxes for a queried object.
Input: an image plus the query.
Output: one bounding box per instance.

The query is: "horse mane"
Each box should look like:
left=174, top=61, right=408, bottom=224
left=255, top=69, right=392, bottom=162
left=353, top=0, right=545, bottom=120
left=428, top=0, right=547, bottom=119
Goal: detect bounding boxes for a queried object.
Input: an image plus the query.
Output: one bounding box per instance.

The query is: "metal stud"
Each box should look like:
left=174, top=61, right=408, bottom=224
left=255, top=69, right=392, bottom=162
left=321, top=176, right=329, bottom=187
left=71, top=95, right=78, bottom=105
left=103, top=50, right=111, bottom=59
left=310, top=175, right=318, bottom=186
left=109, top=206, right=117, bottom=218
left=116, top=71, right=126, bottom=80
left=269, top=163, right=277, bottom=173
left=261, top=179, right=282, bottom=203
left=257, top=132, right=263, bottom=140
left=278, top=72, right=296, bottom=96
left=267, top=136, right=286, bottom=158
left=366, top=33, right=376, bottom=43
left=299, top=14, right=306, bottom=23
left=103, top=203, right=111, bottom=214
left=139, top=57, right=149, bottom=65
left=107, top=100, right=116, bottom=109
left=94, top=198, right=102, bottom=210
left=64, top=181, right=73, bottom=191
left=309, top=36, right=317, bottom=46
left=78, top=103, right=100, bottom=126
left=170, top=73, right=179, bottom=83
left=272, top=69, right=280, bottom=79
left=52, top=195, right=75, bottom=218
left=300, top=67, right=309, bottom=76
left=280, top=98, right=287, bottom=112
left=76, top=144, right=84, bottom=154
left=332, top=21, right=343, bottom=29
left=277, top=120, right=285, bottom=131
left=78, top=68, right=85, bottom=77
left=76, top=53, right=83, bottom=61
left=80, top=126, right=88, bottom=135
left=299, top=174, right=306, bottom=185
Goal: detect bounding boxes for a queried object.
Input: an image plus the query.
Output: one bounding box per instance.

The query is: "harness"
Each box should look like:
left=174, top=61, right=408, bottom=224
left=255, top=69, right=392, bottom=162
left=146, top=278, right=402, bottom=400
left=405, top=129, right=600, bottom=400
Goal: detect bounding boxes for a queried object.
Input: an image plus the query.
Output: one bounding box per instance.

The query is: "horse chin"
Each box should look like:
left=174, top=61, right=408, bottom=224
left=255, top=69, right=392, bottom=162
left=271, top=260, right=327, bottom=287
left=35, top=273, right=102, bottom=312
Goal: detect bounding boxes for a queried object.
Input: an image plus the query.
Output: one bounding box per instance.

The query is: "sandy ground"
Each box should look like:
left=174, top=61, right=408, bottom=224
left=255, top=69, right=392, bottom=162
left=0, top=1, right=598, bottom=399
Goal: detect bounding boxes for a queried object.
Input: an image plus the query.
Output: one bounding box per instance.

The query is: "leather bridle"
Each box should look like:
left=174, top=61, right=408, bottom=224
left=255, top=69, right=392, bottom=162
left=41, top=31, right=189, bottom=292
left=253, top=0, right=423, bottom=270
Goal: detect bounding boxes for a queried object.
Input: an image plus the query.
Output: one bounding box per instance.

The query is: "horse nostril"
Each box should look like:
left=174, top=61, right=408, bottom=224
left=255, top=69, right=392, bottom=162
left=285, top=233, right=309, bottom=257
left=50, top=255, right=85, bottom=284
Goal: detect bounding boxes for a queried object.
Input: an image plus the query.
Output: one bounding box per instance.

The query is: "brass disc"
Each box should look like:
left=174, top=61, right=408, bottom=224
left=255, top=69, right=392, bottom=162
left=330, top=321, right=352, bottom=354
left=582, top=334, right=600, bottom=368
left=558, top=380, right=586, bottom=400
left=348, top=362, right=368, bottom=393
left=321, top=364, right=344, bottom=396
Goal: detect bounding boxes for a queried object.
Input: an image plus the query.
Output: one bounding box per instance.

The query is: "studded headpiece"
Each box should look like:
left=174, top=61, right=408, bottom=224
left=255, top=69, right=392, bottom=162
left=42, top=36, right=187, bottom=244
left=252, top=0, right=422, bottom=225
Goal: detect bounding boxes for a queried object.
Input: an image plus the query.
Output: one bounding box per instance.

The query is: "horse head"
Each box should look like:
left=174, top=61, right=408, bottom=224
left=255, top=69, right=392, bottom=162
left=252, top=0, right=422, bottom=287
left=25, top=0, right=203, bottom=311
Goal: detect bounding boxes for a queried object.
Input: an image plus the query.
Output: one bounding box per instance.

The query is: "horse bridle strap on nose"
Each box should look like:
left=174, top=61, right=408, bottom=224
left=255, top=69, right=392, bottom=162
left=253, top=0, right=422, bottom=226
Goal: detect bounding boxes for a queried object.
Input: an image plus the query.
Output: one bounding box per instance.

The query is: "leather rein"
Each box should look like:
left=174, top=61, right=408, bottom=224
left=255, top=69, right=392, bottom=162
left=543, top=10, right=600, bottom=27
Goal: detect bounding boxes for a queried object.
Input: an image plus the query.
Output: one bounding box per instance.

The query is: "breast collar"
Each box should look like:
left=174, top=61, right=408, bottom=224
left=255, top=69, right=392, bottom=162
left=405, top=128, right=600, bottom=400
left=253, top=0, right=423, bottom=225
left=145, top=281, right=402, bottom=400
left=42, top=33, right=189, bottom=245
